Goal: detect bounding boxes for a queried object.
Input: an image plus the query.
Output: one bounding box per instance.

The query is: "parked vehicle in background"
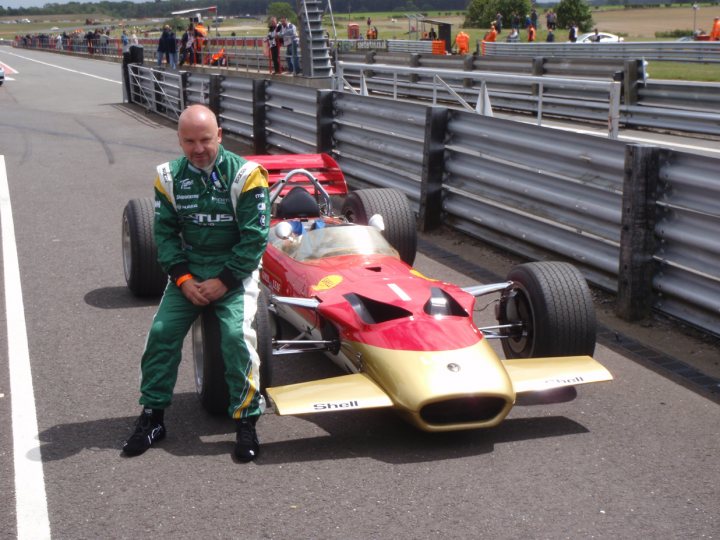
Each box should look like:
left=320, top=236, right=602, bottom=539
left=576, top=32, right=624, bottom=43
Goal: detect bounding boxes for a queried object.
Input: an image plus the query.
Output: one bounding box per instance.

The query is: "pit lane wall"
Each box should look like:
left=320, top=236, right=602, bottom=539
left=125, top=64, right=720, bottom=338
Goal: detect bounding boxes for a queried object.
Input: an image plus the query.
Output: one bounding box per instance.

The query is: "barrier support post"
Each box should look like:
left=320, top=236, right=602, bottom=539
left=419, top=106, right=448, bottom=231
left=616, top=144, right=660, bottom=321
left=208, top=74, right=222, bottom=118
left=252, top=79, right=268, bottom=154
left=316, top=90, right=334, bottom=154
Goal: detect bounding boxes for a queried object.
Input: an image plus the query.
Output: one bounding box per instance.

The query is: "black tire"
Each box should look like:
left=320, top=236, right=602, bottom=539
left=192, top=307, right=228, bottom=415
left=122, top=198, right=166, bottom=297
left=497, top=262, right=596, bottom=359
left=192, top=290, right=274, bottom=416
left=256, top=290, right=274, bottom=394
left=341, top=188, right=417, bottom=265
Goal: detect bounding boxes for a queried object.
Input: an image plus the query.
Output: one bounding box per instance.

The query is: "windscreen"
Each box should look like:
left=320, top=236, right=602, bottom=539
left=270, top=222, right=399, bottom=262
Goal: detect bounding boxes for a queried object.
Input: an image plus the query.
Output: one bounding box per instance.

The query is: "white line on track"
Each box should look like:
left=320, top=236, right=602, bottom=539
left=0, top=60, right=18, bottom=74
left=2, top=50, right=120, bottom=84
left=0, top=155, right=52, bottom=539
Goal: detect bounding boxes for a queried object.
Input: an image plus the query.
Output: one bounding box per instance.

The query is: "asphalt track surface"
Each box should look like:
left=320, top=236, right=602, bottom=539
left=0, top=47, right=718, bottom=539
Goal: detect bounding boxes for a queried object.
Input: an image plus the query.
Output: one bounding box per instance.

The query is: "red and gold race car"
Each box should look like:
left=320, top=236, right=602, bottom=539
left=122, top=153, right=612, bottom=433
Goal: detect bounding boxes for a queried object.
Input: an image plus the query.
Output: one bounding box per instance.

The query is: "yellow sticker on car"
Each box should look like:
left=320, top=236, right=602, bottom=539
left=311, top=274, right=343, bottom=291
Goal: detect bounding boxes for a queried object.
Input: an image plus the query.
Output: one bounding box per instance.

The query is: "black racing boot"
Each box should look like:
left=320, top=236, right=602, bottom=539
left=234, top=417, right=260, bottom=462
left=123, top=408, right=166, bottom=456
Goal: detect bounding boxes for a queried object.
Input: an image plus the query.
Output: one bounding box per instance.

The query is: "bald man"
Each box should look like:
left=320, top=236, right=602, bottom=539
left=123, top=105, right=270, bottom=462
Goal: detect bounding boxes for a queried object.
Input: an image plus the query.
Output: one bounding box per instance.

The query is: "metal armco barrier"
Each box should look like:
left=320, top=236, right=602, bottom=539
left=440, top=110, right=626, bottom=291
left=482, top=41, right=720, bottom=63
left=20, top=34, right=718, bottom=136
left=217, top=76, right=253, bottom=140
left=335, top=61, right=622, bottom=138
left=654, top=151, right=720, bottom=333
left=125, top=64, right=720, bottom=338
left=334, top=52, right=720, bottom=137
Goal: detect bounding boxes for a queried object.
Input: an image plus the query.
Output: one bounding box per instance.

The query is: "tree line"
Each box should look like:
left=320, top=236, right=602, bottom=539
left=1, top=0, right=468, bottom=18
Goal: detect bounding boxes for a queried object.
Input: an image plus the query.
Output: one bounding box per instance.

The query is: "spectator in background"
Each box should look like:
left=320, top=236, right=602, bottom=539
left=454, top=29, right=470, bottom=55
left=495, top=12, right=503, bottom=33
left=530, top=9, right=538, bottom=30
left=85, top=29, right=95, bottom=54
left=484, top=23, right=497, bottom=42
left=507, top=27, right=519, bottom=42
left=428, top=27, right=437, bottom=40
left=165, top=26, right=177, bottom=69
left=100, top=30, right=109, bottom=54
left=121, top=29, right=130, bottom=55
left=157, top=26, right=169, bottom=67
left=546, top=10, right=557, bottom=31
left=511, top=12, right=520, bottom=31
left=528, top=24, right=536, bottom=42
left=711, top=17, right=720, bottom=40
left=546, top=29, right=555, bottom=42
left=568, top=22, right=578, bottom=42
left=266, top=17, right=281, bottom=74
left=589, top=28, right=601, bottom=42
left=180, top=24, right=191, bottom=65
left=279, top=16, right=300, bottom=75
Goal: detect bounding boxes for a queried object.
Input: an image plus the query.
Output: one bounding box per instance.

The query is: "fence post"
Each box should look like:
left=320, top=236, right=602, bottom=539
left=616, top=144, right=660, bottom=321
left=179, top=71, right=189, bottom=111
left=623, top=59, right=640, bottom=106
left=419, top=106, right=449, bottom=232
left=463, top=52, right=475, bottom=89
left=252, top=79, right=268, bottom=155
left=316, top=89, right=335, bottom=154
left=409, top=53, right=420, bottom=83
left=208, top=74, right=222, bottom=118
left=531, top=56, right=545, bottom=98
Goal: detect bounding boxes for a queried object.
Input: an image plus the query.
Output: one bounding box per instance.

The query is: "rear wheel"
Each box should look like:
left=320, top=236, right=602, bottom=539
left=342, top=188, right=417, bottom=265
left=497, top=262, right=596, bottom=359
left=122, top=198, right=166, bottom=297
left=192, top=290, right=274, bottom=415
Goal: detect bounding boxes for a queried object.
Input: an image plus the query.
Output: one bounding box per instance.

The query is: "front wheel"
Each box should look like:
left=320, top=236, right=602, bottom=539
left=497, top=262, right=596, bottom=359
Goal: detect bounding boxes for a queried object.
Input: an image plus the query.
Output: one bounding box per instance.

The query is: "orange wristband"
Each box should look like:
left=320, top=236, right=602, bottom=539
left=176, top=273, right=193, bottom=287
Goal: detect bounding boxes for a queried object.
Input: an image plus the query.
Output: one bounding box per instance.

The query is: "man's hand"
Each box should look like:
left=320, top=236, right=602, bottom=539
left=179, top=278, right=228, bottom=305
left=179, top=278, right=210, bottom=306
left=197, top=278, right=228, bottom=303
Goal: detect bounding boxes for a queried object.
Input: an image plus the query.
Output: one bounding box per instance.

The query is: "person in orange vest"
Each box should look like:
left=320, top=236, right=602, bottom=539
left=485, top=23, right=498, bottom=42
left=208, top=48, right=226, bottom=66
left=710, top=17, right=720, bottom=40
left=192, top=22, right=207, bottom=65
left=455, top=30, right=470, bottom=54
left=527, top=24, right=536, bottom=42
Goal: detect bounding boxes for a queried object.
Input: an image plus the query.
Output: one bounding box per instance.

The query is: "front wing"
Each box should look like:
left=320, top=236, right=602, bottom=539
left=266, top=355, right=612, bottom=425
